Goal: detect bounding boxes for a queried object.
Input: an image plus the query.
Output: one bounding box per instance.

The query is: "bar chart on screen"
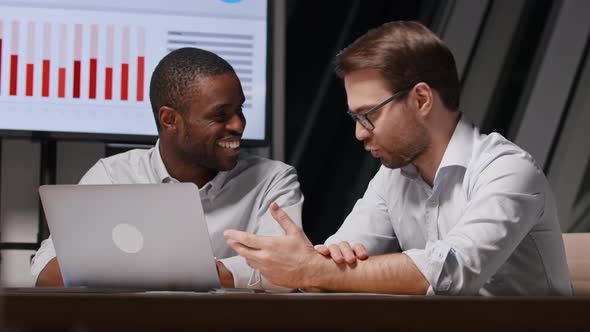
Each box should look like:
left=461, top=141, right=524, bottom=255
left=0, top=21, right=145, bottom=102
left=0, top=7, right=156, bottom=136
left=0, top=1, right=268, bottom=140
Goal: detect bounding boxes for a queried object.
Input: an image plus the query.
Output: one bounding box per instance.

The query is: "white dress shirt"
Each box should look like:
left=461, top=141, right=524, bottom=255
left=31, top=141, right=303, bottom=291
left=325, top=115, right=572, bottom=296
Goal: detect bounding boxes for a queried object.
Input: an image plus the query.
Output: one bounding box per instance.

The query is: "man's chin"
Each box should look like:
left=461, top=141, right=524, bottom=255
left=380, top=157, right=409, bottom=170
left=216, top=157, right=239, bottom=172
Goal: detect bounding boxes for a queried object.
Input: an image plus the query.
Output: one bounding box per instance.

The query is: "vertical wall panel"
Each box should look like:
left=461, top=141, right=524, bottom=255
left=440, top=0, right=489, bottom=78
left=547, top=43, right=590, bottom=231
left=459, top=0, right=526, bottom=127
left=514, top=0, right=590, bottom=167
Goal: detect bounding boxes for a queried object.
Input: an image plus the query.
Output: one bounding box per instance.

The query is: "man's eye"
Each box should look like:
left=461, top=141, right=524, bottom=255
left=214, top=112, right=228, bottom=121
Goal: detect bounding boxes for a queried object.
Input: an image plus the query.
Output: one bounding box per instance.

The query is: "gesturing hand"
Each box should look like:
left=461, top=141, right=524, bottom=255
left=315, top=242, right=369, bottom=264
left=224, top=202, right=320, bottom=289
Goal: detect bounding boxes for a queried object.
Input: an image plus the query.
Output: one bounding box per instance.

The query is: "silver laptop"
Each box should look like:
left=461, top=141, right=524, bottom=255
left=38, top=183, right=220, bottom=291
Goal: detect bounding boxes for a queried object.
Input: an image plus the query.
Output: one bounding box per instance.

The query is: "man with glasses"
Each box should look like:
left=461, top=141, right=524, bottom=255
left=224, top=21, right=572, bottom=295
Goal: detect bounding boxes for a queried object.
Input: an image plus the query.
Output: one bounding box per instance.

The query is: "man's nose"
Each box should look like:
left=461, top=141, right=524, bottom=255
left=355, top=121, right=371, bottom=141
left=227, top=113, right=245, bottom=134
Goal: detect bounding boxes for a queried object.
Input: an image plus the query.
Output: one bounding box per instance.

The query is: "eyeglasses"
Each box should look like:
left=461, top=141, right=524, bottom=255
left=347, top=88, right=410, bottom=131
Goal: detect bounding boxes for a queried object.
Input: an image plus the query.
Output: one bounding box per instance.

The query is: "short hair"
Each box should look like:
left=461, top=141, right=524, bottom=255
left=334, top=21, right=460, bottom=111
left=149, top=47, right=235, bottom=132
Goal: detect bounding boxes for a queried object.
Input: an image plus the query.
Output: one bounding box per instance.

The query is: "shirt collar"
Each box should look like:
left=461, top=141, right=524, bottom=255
left=150, top=139, right=236, bottom=196
left=400, top=113, right=474, bottom=181
left=437, top=113, right=474, bottom=170
left=400, top=164, right=420, bottom=179
left=150, top=140, right=175, bottom=183
left=206, top=168, right=232, bottom=198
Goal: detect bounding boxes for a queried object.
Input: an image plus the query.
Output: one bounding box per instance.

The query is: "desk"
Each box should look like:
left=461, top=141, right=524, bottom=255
left=2, top=288, right=590, bottom=330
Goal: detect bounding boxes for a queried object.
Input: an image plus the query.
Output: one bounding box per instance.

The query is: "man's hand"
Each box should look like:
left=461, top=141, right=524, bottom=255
left=224, top=202, right=320, bottom=289
left=316, top=242, right=369, bottom=264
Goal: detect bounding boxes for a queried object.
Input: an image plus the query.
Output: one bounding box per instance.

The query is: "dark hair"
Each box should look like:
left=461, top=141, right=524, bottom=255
left=334, top=21, right=460, bottom=111
left=149, top=47, right=235, bottom=132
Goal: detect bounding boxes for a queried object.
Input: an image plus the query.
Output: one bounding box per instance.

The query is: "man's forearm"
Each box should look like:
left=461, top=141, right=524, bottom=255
left=305, top=253, right=429, bottom=295
left=216, top=261, right=234, bottom=288
left=35, top=257, right=64, bottom=287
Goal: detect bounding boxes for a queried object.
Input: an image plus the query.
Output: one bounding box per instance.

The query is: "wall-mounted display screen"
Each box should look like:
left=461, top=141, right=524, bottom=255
left=0, top=0, right=269, bottom=143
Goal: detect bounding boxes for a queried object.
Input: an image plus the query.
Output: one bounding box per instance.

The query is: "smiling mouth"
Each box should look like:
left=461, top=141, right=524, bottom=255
left=217, top=140, right=240, bottom=149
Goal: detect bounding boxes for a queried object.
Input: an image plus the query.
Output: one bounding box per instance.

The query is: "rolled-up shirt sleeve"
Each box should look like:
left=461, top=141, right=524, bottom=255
left=324, top=168, right=399, bottom=255
left=30, top=236, right=57, bottom=285
left=404, top=154, right=545, bottom=295
left=220, top=165, right=304, bottom=291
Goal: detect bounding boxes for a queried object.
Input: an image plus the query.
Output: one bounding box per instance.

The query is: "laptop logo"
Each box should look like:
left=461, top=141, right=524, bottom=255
left=112, top=223, right=144, bottom=254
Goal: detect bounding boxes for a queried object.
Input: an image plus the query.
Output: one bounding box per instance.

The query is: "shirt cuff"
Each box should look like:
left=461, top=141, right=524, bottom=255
left=219, top=255, right=294, bottom=292
left=404, top=240, right=453, bottom=295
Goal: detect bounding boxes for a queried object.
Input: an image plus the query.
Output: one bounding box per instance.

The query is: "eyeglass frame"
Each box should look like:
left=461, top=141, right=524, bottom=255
left=347, top=87, right=411, bottom=131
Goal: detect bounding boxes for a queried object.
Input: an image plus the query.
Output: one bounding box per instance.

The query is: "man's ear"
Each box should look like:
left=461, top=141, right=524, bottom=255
left=159, top=106, right=181, bottom=133
left=412, top=82, right=434, bottom=117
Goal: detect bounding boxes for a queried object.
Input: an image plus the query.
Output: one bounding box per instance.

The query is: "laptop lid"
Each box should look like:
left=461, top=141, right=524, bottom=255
left=39, top=183, right=220, bottom=291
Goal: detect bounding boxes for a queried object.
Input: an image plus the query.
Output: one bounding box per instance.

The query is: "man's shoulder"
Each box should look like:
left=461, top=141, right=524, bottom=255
left=236, top=152, right=294, bottom=173
left=226, top=153, right=297, bottom=184
left=99, top=146, right=154, bottom=169
left=466, top=132, right=548, bottom=194
left=470, top=132, right=541, bottom=173
left=81, top=146, right=156, bottom=184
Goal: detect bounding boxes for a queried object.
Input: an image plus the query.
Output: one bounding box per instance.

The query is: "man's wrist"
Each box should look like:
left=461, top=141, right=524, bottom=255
left=302, top=252, right=328, bottom=289
left=216, top=261, right=235, bottom=288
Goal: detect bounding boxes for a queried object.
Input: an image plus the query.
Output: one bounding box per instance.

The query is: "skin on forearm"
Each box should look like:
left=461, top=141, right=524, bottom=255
left=35, top=257, right=64, bottom=287
left=305, top=253, right=430, bottom=295
left=216, top=261, right=235, bottom=288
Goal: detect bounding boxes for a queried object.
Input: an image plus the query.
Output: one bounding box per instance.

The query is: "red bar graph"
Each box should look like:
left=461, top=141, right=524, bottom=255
left=26, top=64, right=34, bottom=96
left=0, top=37, right=3, bottom=95
left=105, top=67, right=113, bottom=99
left=58, top=67, right=65, bottom=98
left=0, top=21, right=3, bottom=95
left=42, top=60, right=50, bottom=97
left=89, top=25, right=98, bottom=99
left=89, top=58, right=97, bottom=99
left=73, top=60, right=81, bottom=98
left=137, top=56, right=144, bottom=101
left=121, top=63, right=128, bottom=100
left=73, top=24, right=82, bottom=98
left=10, top=55, right=17, bottom=95
left=25, top=22, right=35, bottom=97
left=58, top=24, right=67, bottom=98
left=137, top=28, right=145, bottom=101
left=105, top=25, right=114, bottom=100
left=3, top=22, right=146, bottom=102
left=121, top=27, right=129, bottom=101
left=9, top=21, right=18, bottom=96
left=42, top=23, right=51, bottom=97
